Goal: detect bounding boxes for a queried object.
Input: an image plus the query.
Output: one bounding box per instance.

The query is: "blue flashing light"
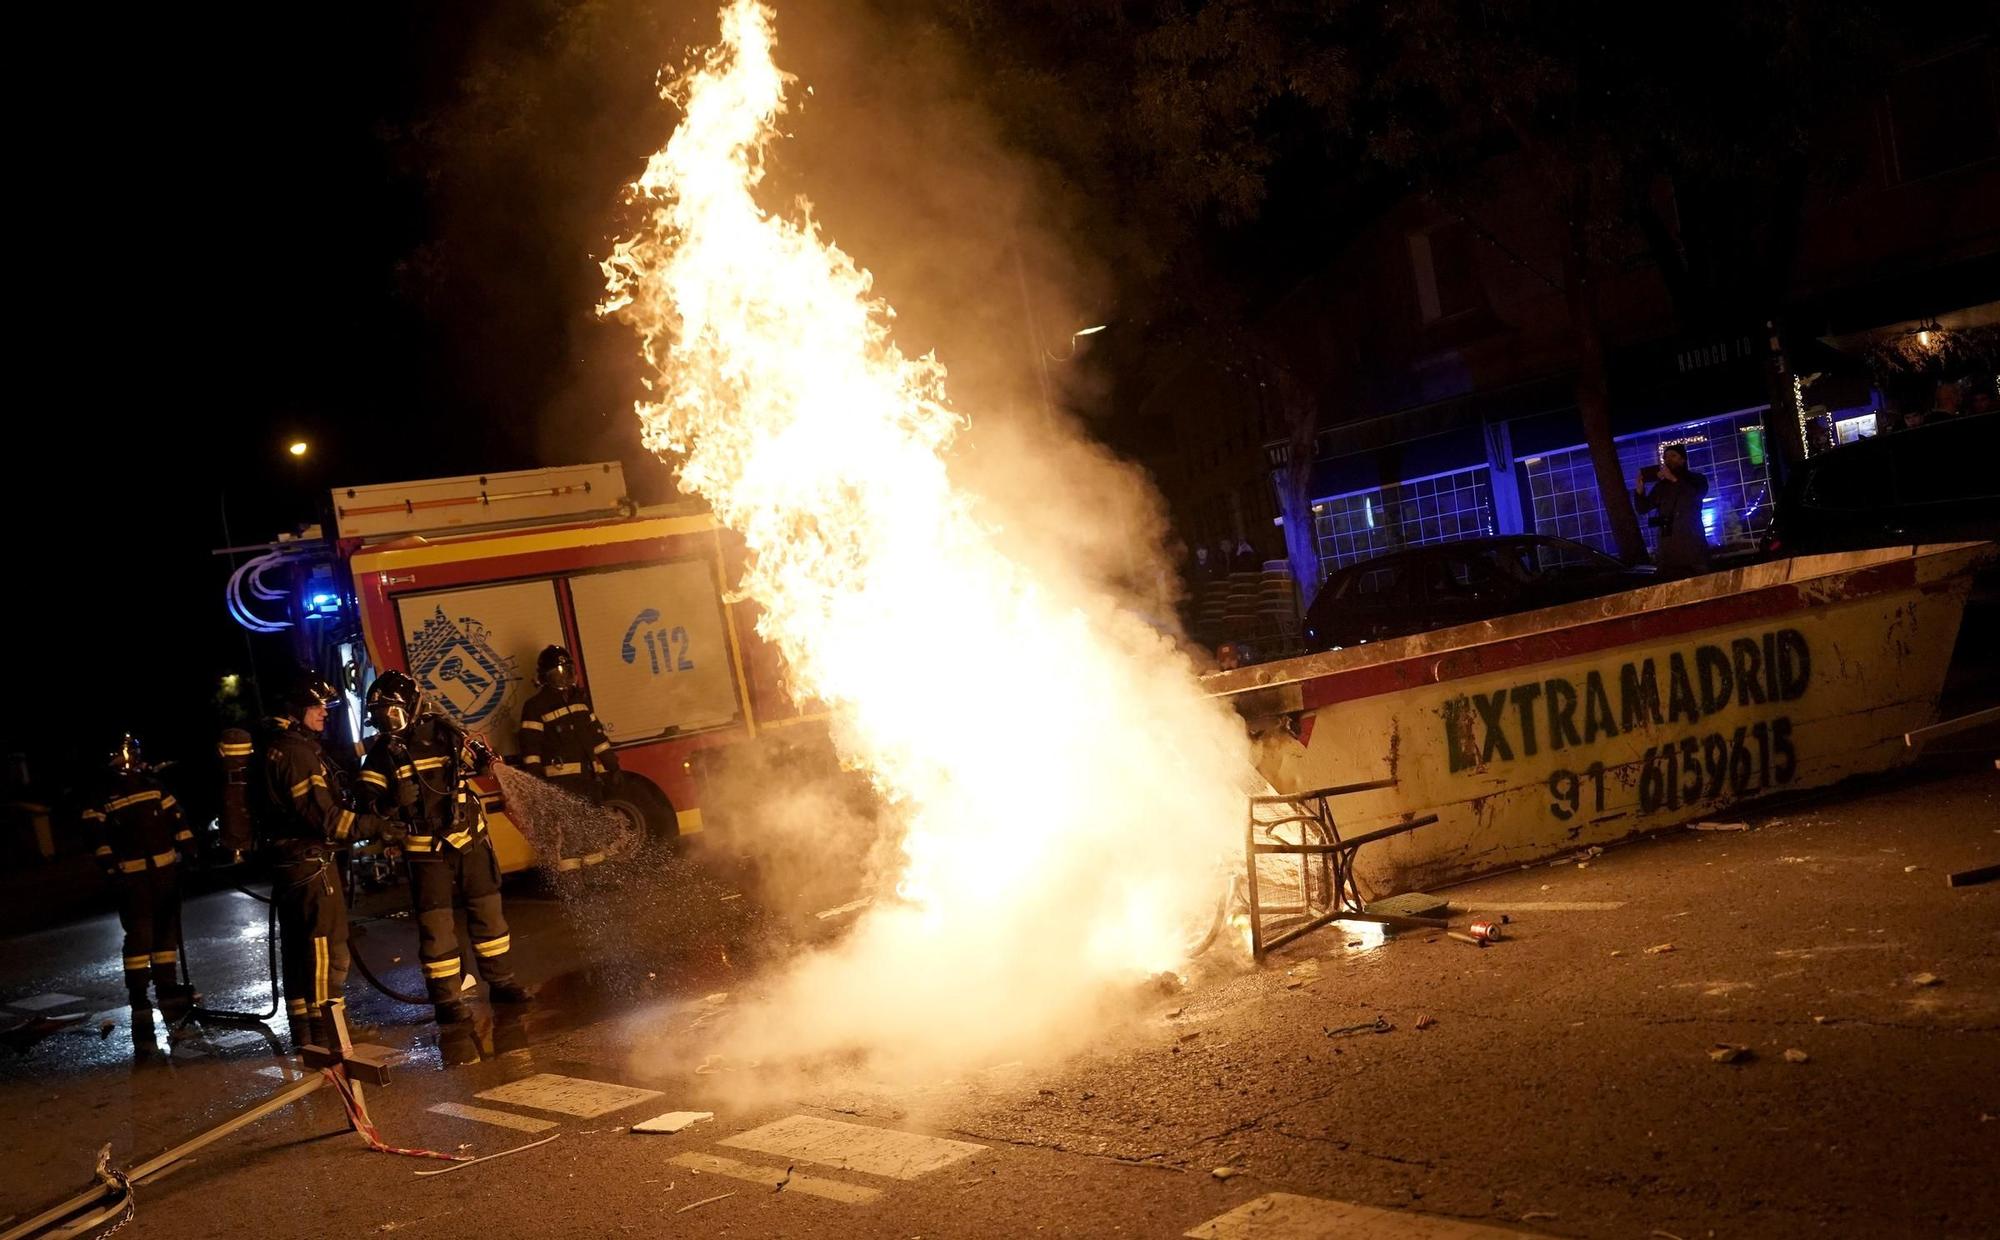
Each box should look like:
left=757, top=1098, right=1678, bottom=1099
left=1700, top=499, right=1718, bottom=539
left=306, top=591, right=343, bottom=616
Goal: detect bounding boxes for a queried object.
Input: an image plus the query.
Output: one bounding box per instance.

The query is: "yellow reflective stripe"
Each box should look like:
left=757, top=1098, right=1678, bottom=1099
left=444, top=829, right=475, bottom=850
left=360, top=769, right=389, bottom=788
left=94, top=845, right=113, bottom=857
left=545, top=761, right=584, bottom=776
left=518, top=718, right=544, bottom=731
left=332, top=808, right=355, bottom=840
left=151, top=850, right=177, bottom=867
left=287, top=998, right=308, bottom=1016
left=123, top=955, right=151, bottom=971
left=289, top=777, right=312, bottom=801
left=404, top=836, right=436, bottom=851
left=314, top=937, right=328, bottom=1005
left=174, top=830, right=194, bottom=842
left=160, top=795, right=178, bottom=810
left=413, top=757, right=447, bottom=770
left=395, top=765, right=416, bottom=779
left=82, top=809, right=106, bottom=822
left=309, top=774, right=328, bottom=790
left=519, top=754, right=543, bottom=766
left=150, top=949, right=177, bottom=965
left=107, top=790, right=163, bottom=811
left=218, top=741, right=254, bottom=757
left=422, top=958, right=460, bottom=979
left=592, top=741, right=611, bottom=754
left=473, top=936, right=511, bottom=957
left=117, top=858, right=149, bottom=874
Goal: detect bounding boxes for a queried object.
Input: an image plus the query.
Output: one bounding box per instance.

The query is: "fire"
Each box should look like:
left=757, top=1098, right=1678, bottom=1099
left=601, top=0, right=1249, bottom=1064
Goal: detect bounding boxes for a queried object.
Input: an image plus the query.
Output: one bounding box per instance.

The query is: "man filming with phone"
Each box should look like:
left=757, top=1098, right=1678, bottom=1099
left=1634, top=444, right=1712, bottom=576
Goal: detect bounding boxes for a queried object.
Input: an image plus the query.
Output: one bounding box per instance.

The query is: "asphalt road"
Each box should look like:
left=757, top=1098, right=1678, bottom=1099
left=2, top=762, right=1996, bottom=1240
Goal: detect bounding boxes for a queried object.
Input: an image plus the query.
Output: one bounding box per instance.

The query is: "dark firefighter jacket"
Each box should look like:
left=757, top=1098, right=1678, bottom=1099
left=255, top=717, right=393, bottom=854
left=83, top=772, right=193, bottom=875
left=516, top=685, right=619, bottom=781
left=360, top=717, right=490, bottom=855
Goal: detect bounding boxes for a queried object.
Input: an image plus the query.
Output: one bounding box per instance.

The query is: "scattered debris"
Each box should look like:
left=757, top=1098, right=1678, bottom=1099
left=1364, top=892, right=1449, bottom=919
left=674, top=1192, right=736, bottom=1214
left=1946, top=863, right=2000, bottom=888
left=1211, top=1166, right=1241, bottom=1180
left=414, top=1134, right=559, bottom=1178
left=1687, top=821, right=1749, bottom=833
left=1467, top=920, right=1506, bottom=943
left=1911, top=972, right=1943, bottom=987
left=1444, top=930, right=1487, bottom=948
left=1143, top=972, right=1185, bottom=998
left=1708, top=1043, right=1753, bottom=1065
left=1650, top=1230, right=1689, bottom=1240
left=1903, top=865, right=1921, bottom=873
left=1520, top=1213, right=1558, bottom=1222
left=1782, top=1049, right=1811, bottom=1064
left=1609, top=950, right=1625, bottom=958
left=99, top=1019, right=116, bottom=1039
left=633, top=1111, right=715, bottom=1135
left=1644, top=943, right=1677, bottom=955
left=1323, top=1017, right=1393, bottom=1039
left=1778, top=856, right=1815, bottom=864
left=1414, top=1015, right=1437, bottom=1031
left=1812, top=1015, right=1832, bottom=1025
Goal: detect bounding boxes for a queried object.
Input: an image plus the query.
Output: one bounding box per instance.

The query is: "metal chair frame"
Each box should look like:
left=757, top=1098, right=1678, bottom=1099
left=1243, top=779, right=1441, bottom=961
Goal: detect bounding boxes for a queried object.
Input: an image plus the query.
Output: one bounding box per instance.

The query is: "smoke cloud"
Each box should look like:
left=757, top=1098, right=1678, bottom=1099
left=595, top=0, right=1251, bottom=1096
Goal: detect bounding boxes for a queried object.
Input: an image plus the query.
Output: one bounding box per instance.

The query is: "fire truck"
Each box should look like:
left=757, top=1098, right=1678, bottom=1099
left=224, top=462, right=816, bottom=872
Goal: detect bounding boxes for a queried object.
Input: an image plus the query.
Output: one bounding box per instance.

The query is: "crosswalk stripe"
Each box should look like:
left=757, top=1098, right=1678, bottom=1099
left=429, top=1102, right=559, bottom=1133
left=7, top=992, right=86, bottom=1012
left=1187, top=1193, right=1550, bottom=1239
left=720, top=1114, right=984, bottom=1180
left=667, top=1152, right=881, bottom=1204
left=474, top=1073, right=662, bottom=1118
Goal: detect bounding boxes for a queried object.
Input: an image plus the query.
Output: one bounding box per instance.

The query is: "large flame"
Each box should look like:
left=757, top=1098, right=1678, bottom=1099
left=601, top=0, right=1249, bottom=1066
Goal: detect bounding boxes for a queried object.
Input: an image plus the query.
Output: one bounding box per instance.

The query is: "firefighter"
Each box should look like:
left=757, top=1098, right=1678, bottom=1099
left=254, top=670, right=395, bottom=1051
left=83, top=734, right=198, bottom=1029
left=361, top=671, right=530, bottom=1027
left=516, top=645, right=619, bottom=872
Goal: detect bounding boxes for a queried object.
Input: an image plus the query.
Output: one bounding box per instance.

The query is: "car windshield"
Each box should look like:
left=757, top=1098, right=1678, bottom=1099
left=1520, top=538, right=1622, bottom=575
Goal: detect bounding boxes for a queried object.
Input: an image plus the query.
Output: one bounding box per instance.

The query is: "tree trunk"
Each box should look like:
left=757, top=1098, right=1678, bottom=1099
left=1563, top=228, right=1650, bottom=564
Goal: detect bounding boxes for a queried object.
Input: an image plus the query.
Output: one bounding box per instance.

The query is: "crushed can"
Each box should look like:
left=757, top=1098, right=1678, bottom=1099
left=1468, top=920, right=1505, bottom=943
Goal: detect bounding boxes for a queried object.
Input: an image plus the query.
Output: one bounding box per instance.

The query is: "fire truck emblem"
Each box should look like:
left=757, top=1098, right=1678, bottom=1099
left=405, top=607, right=516, bottom=726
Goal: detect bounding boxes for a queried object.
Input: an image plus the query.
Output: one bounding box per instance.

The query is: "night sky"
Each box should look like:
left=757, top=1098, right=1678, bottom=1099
left=8, top=6, right=677, bottom=792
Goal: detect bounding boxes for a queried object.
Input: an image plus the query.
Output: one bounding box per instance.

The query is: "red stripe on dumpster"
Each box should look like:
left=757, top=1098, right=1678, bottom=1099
left=1298, top=558, right=1919, bottom=712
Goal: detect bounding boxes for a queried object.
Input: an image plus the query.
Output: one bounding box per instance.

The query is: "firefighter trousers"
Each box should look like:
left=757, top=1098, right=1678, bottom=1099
left=409, top=835, right=515, bottom=1005
left=114, top=865, right=183, bottom=1003
left=548, top=773, right=614, bottom=872
left=274, top=852, right=349, bottom=1033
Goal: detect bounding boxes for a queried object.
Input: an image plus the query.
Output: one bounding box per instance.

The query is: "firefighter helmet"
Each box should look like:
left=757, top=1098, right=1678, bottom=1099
left=109, top=733, right=143, bottom=774
left=536, top=645, right=573, bottom=689
left=280, top=669, right=342, bottom=721
left=366, top=670, right=420, bottom=734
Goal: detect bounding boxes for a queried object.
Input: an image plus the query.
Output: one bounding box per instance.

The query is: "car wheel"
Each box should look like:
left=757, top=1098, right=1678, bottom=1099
left=599, top=772, right=679, bottom=859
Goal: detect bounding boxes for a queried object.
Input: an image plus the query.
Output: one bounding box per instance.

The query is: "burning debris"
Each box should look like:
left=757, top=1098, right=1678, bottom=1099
left=597, top=0, right=1250, bottom=1074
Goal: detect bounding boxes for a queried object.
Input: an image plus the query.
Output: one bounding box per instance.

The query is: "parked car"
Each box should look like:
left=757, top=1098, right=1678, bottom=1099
left=1767, top=412, right=2000, bottom=555
left=1303, top=535, right=1655, bottom=651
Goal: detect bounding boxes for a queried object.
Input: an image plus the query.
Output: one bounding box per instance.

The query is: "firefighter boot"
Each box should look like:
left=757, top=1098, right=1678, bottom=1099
left=158, top=984, right=197, bottom=1027
left=487, top=979, right=534, bottom=1006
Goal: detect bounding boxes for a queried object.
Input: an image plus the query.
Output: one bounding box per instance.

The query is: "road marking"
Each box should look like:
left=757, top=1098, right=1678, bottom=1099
left=475, top=1072, right=662, bottom=1117
left=429, top=1102, right=559, bottom=1133
left=720, top=1114, right=984, bottom=1180
left=8, top=992, right=86, bottom=1012
left=667, top=1152, right=881, bottom=1203
left=1188, top=1193, right=1548, bottom=1239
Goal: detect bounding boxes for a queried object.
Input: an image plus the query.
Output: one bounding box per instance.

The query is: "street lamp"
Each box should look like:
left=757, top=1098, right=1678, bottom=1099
left=288, top=440, right=310, bottom=458
left=1043, top=324, right=1108, bottom=363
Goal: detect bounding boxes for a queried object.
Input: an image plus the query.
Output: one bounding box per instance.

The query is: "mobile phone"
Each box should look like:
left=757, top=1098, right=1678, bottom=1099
left=1640, top=464, right=1662, bottom=486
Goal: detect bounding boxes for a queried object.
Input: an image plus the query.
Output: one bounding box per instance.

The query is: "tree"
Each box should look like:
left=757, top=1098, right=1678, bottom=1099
left=935, top=0, right=1925, bottom=564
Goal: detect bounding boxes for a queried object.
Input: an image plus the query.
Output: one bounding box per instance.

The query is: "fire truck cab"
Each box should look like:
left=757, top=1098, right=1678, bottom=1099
left=230, top=462, right=806, bottom=873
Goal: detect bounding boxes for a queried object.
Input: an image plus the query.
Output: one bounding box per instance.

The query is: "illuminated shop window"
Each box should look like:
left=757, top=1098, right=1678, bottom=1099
left=1520, top=408, right=1774, bottom=559
left=1312, top=467, right=1495, bottom=575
